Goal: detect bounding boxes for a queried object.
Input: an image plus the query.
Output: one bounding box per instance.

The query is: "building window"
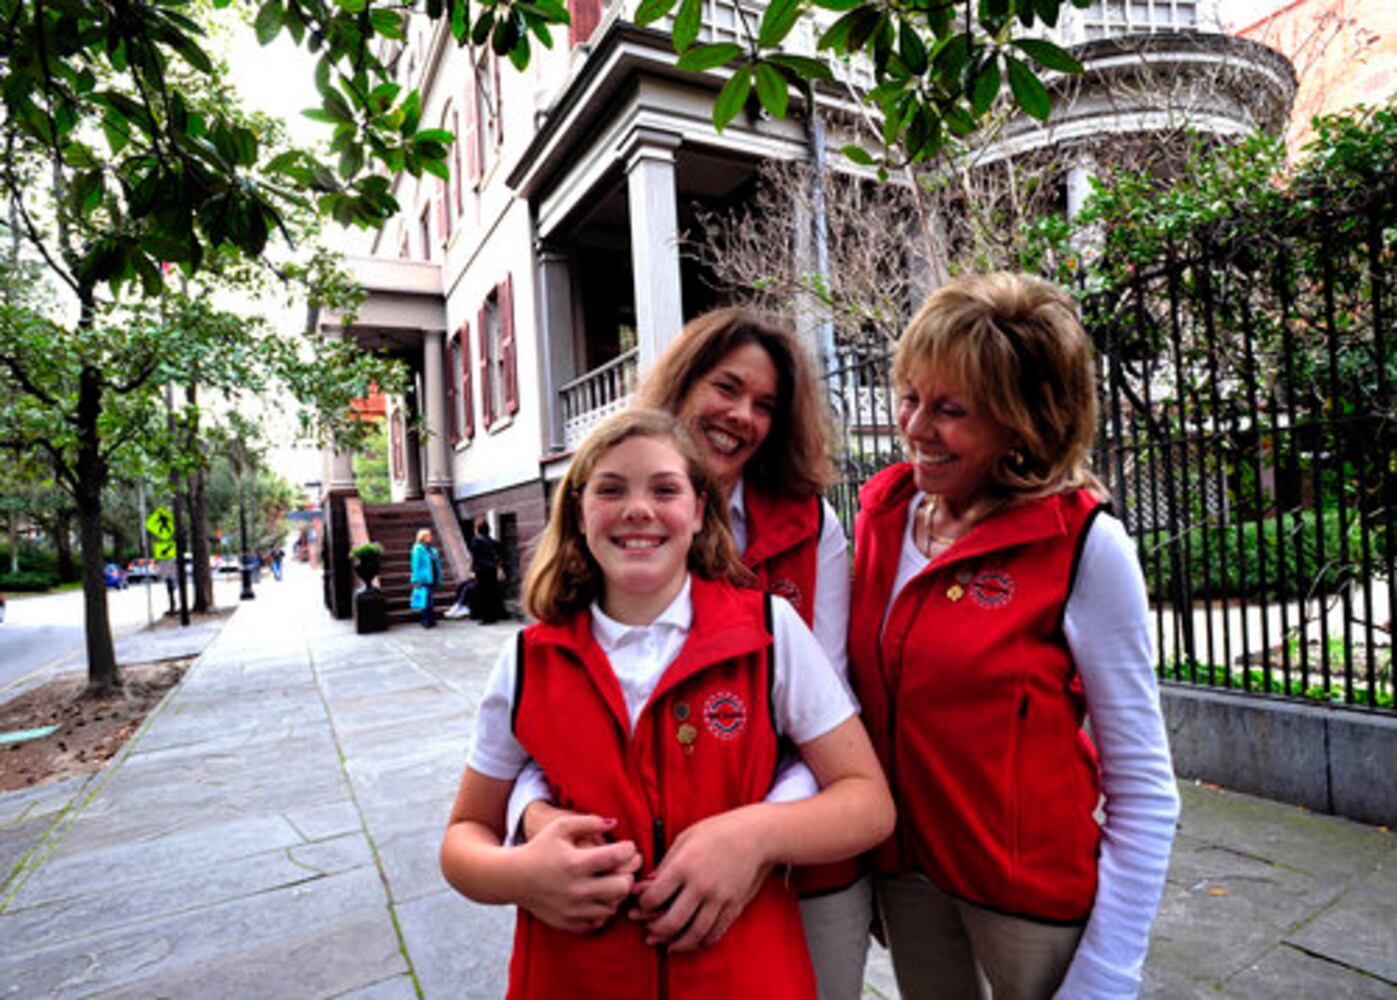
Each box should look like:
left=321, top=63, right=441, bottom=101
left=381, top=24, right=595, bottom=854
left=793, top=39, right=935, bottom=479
left=477, top=275, right=518, bottom=427
left=448, top=323, right=474, bottom=443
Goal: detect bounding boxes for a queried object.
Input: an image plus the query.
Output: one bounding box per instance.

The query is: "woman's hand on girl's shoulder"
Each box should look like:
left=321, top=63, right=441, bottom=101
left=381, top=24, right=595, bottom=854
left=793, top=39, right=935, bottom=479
left=630, top=808, right=772, bottom=953
left=518, top=814, right=643, bottom=934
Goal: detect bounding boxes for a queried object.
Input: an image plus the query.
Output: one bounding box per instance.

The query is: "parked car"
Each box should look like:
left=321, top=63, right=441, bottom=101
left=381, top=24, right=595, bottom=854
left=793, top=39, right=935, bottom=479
left=126, top=558, right=159, bottom=582
left=214, top=555, right=241, bottom=576
left=104, top=563, right=128, bottom=589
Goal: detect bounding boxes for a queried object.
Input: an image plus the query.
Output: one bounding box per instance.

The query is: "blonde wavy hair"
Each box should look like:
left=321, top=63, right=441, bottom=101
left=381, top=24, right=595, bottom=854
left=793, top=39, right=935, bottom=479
left=523, top=409, right=750, bottom=624
left=635, top=307, right=836, bottom=497
left=894, top=273, right=1101, bottom=508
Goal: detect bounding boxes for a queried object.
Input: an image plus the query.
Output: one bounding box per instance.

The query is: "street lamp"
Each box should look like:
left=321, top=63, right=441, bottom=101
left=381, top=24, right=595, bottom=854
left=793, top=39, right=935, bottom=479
left=236, top=443, right=256, bottom=602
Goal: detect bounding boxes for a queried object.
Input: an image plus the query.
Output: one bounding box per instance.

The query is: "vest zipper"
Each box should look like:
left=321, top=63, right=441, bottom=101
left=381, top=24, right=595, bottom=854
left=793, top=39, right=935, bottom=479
left=653, top=705, right=668, bottom=1000
left=1009, top=689, right=1029, bottom=900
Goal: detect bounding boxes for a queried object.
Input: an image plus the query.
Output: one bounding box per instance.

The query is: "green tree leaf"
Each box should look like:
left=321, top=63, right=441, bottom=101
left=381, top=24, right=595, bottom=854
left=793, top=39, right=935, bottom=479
left=675, top=43, right=743, bottom=73
left=673, top=0, right=702, bottom=52
left=758, top=0, right=802, bottom=49
left=1006, top=54, right=1050, bottom=121
left=1011, top=37, right=1083, bottom=74
left=254, top=0, right=282, bottom=45
left=634, top=0, right=681, bottom=26
left=712, top=66, right=751, bottom=131
left=754, top=63, right=789, bottom=118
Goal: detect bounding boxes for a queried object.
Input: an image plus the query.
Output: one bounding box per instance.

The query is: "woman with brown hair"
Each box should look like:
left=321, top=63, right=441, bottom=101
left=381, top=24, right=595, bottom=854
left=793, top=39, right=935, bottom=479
left=850, top=273, right=1179, bottom=998
left=512, top=308, right=873, bottom=999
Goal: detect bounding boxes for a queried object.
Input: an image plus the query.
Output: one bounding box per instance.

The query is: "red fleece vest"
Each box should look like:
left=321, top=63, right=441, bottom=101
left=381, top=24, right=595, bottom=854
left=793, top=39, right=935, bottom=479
left=741, top=486, right=863, bottom=898
left=508, top=577, right=816, bottom=1000
left=850, top=464, right=1104, bottom=922
left=740, top=486, right=821, bottom=627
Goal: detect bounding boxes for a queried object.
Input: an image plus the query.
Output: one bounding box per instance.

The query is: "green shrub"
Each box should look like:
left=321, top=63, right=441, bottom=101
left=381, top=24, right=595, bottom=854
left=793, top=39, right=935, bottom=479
left=0, top=570, right=59, bottom=591
left=1139, top=508, right=1390, bottom=602
left=0, top=543, right=58, bottom=576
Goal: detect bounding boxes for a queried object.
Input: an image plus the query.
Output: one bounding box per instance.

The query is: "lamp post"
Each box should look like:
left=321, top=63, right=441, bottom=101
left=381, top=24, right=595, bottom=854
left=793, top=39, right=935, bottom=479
left=236, top=441, right=256, bottom=602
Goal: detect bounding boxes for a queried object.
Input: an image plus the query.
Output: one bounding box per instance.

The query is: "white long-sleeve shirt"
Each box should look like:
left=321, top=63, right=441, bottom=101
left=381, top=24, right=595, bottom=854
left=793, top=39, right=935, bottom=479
left=889, top=497, right=1180, bottom=998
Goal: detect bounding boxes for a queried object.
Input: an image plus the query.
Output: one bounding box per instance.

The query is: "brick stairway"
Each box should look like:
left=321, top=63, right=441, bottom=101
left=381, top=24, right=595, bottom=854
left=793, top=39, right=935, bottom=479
left=363, top=501, right=461, bottom=625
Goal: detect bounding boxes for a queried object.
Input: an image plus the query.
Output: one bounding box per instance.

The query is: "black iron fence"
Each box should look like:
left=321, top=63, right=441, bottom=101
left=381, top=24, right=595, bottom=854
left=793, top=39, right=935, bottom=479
left=822, top=198, right=1394, bottom=712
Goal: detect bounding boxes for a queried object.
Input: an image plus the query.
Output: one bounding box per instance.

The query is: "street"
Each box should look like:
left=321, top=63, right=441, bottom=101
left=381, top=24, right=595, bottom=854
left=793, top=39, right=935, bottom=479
left=0, top=575, right=251, bottom=692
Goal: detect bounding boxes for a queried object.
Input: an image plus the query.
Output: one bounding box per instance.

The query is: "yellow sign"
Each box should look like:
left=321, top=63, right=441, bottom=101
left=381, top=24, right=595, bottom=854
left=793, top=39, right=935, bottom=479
left=146, top=506, right=175, bottom=540
left=152, top=539, right=176, bottom=560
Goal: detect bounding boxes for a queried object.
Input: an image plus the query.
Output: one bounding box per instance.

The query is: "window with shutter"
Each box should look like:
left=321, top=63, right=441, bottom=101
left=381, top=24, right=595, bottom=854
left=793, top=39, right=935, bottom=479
left=478, top=305, right=493, bottom=426
left=500, top=274, right=518, bottom=415
left=446, top=334, right=460, bottom=445
left=461, top=321, right=475, bottom=438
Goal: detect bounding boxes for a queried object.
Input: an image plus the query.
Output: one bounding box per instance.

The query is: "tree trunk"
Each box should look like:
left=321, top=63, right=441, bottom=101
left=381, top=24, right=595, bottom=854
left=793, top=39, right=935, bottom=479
left=189, top=467, right=212, bottom=611
left=186, top=383, right=213, bottom=611
left=53, top=508, right=76, bottom=581
left=77, top=362, right=119, bottom=694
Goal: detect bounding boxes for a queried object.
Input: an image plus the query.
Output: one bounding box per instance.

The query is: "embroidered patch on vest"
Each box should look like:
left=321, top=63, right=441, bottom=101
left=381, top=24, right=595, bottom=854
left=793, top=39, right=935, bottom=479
left=702, top=691, right=749, bottom=741
left=970, top=571, right=1014, bottom=609
left=769, top=578, right=803, bottom=611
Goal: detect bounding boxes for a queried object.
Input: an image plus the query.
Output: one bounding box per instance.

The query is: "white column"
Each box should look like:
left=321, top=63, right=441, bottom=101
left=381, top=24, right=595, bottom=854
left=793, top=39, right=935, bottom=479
left=321, top=324, right=358, bottom=495
left=422, top=327, right=452, bottom=492
left=536, top=244, right=576, bottom=453
left=622, top=128, right=684, bottom=372
left=1066, top=156, right=1096, bottom=221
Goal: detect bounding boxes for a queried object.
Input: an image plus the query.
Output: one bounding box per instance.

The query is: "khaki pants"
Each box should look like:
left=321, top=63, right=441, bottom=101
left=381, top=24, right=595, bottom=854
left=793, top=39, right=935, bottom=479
left=875, top=873, right=1084, bottom=1000
left=800, top=876, right=875, bottom=1000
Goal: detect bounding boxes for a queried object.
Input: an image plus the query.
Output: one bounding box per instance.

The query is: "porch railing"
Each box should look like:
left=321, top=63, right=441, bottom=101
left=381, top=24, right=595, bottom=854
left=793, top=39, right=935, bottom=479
left=560, top=348, right=640, bottom=451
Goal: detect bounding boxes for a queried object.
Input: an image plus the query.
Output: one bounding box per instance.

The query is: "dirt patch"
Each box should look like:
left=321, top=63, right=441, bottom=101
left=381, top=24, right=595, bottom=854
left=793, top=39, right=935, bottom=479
left=0, top=658, right=191, bottom=793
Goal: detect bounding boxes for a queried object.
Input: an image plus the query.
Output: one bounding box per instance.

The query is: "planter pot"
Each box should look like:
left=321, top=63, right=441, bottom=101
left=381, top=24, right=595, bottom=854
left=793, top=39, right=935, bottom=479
left=354, top=552, right=381, bottom=589
left=355, top=586, right=388, bottom=634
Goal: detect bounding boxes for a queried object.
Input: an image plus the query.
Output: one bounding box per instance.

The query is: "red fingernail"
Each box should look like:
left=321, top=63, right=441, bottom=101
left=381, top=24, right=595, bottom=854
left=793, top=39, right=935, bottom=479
left=603, top=817, right=617, bottom=826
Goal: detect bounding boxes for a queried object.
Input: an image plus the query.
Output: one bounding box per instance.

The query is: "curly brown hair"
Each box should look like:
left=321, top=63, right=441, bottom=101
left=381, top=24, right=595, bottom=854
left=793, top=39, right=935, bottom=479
left=523, top=409, right=751, bottom=624
left=635, top=308, right=835, bottom=498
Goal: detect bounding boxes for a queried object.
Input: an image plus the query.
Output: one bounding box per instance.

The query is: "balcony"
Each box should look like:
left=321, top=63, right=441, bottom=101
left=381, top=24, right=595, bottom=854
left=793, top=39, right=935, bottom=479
left=559, top=348, right=640, bottom=450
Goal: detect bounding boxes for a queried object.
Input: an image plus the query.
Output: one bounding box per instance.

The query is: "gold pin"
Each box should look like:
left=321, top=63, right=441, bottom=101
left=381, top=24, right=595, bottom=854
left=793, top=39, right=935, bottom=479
left=947, top=584, right=965, bottom=602
left=673, top=702, right=690, bottom=721
left=677, top=723, right=698, bottom=755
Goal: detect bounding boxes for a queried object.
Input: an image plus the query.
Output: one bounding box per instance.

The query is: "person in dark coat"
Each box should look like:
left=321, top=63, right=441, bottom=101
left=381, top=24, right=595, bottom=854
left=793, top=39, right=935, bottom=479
left=466, top=520, right=506, bottom=624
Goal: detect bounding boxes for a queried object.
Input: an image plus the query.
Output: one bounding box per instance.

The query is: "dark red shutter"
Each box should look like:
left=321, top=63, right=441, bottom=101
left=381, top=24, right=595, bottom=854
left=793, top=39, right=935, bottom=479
left=569, top=0, right=602, bottom=46
left=500, top=275, right=518, bottom=415
left=446, top=334, right=460, bottom=445
left=478, top=304, right=493, bottom=426
left=461, top=321, right=475, bottom=438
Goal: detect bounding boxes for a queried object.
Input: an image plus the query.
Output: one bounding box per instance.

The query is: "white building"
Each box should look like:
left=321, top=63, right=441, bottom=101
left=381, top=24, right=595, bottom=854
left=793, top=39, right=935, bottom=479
left=316, top=0, right=1293, bottom=620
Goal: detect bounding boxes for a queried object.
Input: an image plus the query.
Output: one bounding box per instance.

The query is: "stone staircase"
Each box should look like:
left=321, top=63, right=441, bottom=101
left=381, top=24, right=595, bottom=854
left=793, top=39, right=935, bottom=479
left=363, top=501, right=461, bottom=625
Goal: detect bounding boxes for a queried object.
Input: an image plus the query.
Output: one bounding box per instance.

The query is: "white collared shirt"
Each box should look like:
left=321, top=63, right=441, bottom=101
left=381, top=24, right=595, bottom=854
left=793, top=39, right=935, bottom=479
left=469, top=575, right=856, bottom=783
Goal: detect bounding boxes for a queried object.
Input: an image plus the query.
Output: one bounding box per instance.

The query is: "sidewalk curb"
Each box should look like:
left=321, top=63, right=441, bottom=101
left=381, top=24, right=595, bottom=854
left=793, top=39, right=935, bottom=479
left=0, top=604, right=244, bottom=911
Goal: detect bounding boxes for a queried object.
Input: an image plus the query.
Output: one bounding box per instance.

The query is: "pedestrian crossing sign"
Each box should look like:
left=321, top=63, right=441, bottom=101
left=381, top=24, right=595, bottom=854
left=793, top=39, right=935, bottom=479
left=146, top=506, right=175, bottom=540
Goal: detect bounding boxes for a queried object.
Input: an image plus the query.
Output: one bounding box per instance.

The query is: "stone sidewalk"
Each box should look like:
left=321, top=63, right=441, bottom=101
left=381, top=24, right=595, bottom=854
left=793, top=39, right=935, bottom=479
left=1, top=564, right=1393, bottom=997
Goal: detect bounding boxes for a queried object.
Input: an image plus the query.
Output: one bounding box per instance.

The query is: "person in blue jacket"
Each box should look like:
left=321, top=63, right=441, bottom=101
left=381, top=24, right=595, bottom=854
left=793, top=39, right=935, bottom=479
left=410, top=528, right=442, bottom=629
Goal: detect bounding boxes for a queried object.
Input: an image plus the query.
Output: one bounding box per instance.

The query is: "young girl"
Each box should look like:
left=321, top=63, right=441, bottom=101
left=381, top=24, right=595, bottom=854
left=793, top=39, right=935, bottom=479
left=440, top=409, right=894, bottom=1000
